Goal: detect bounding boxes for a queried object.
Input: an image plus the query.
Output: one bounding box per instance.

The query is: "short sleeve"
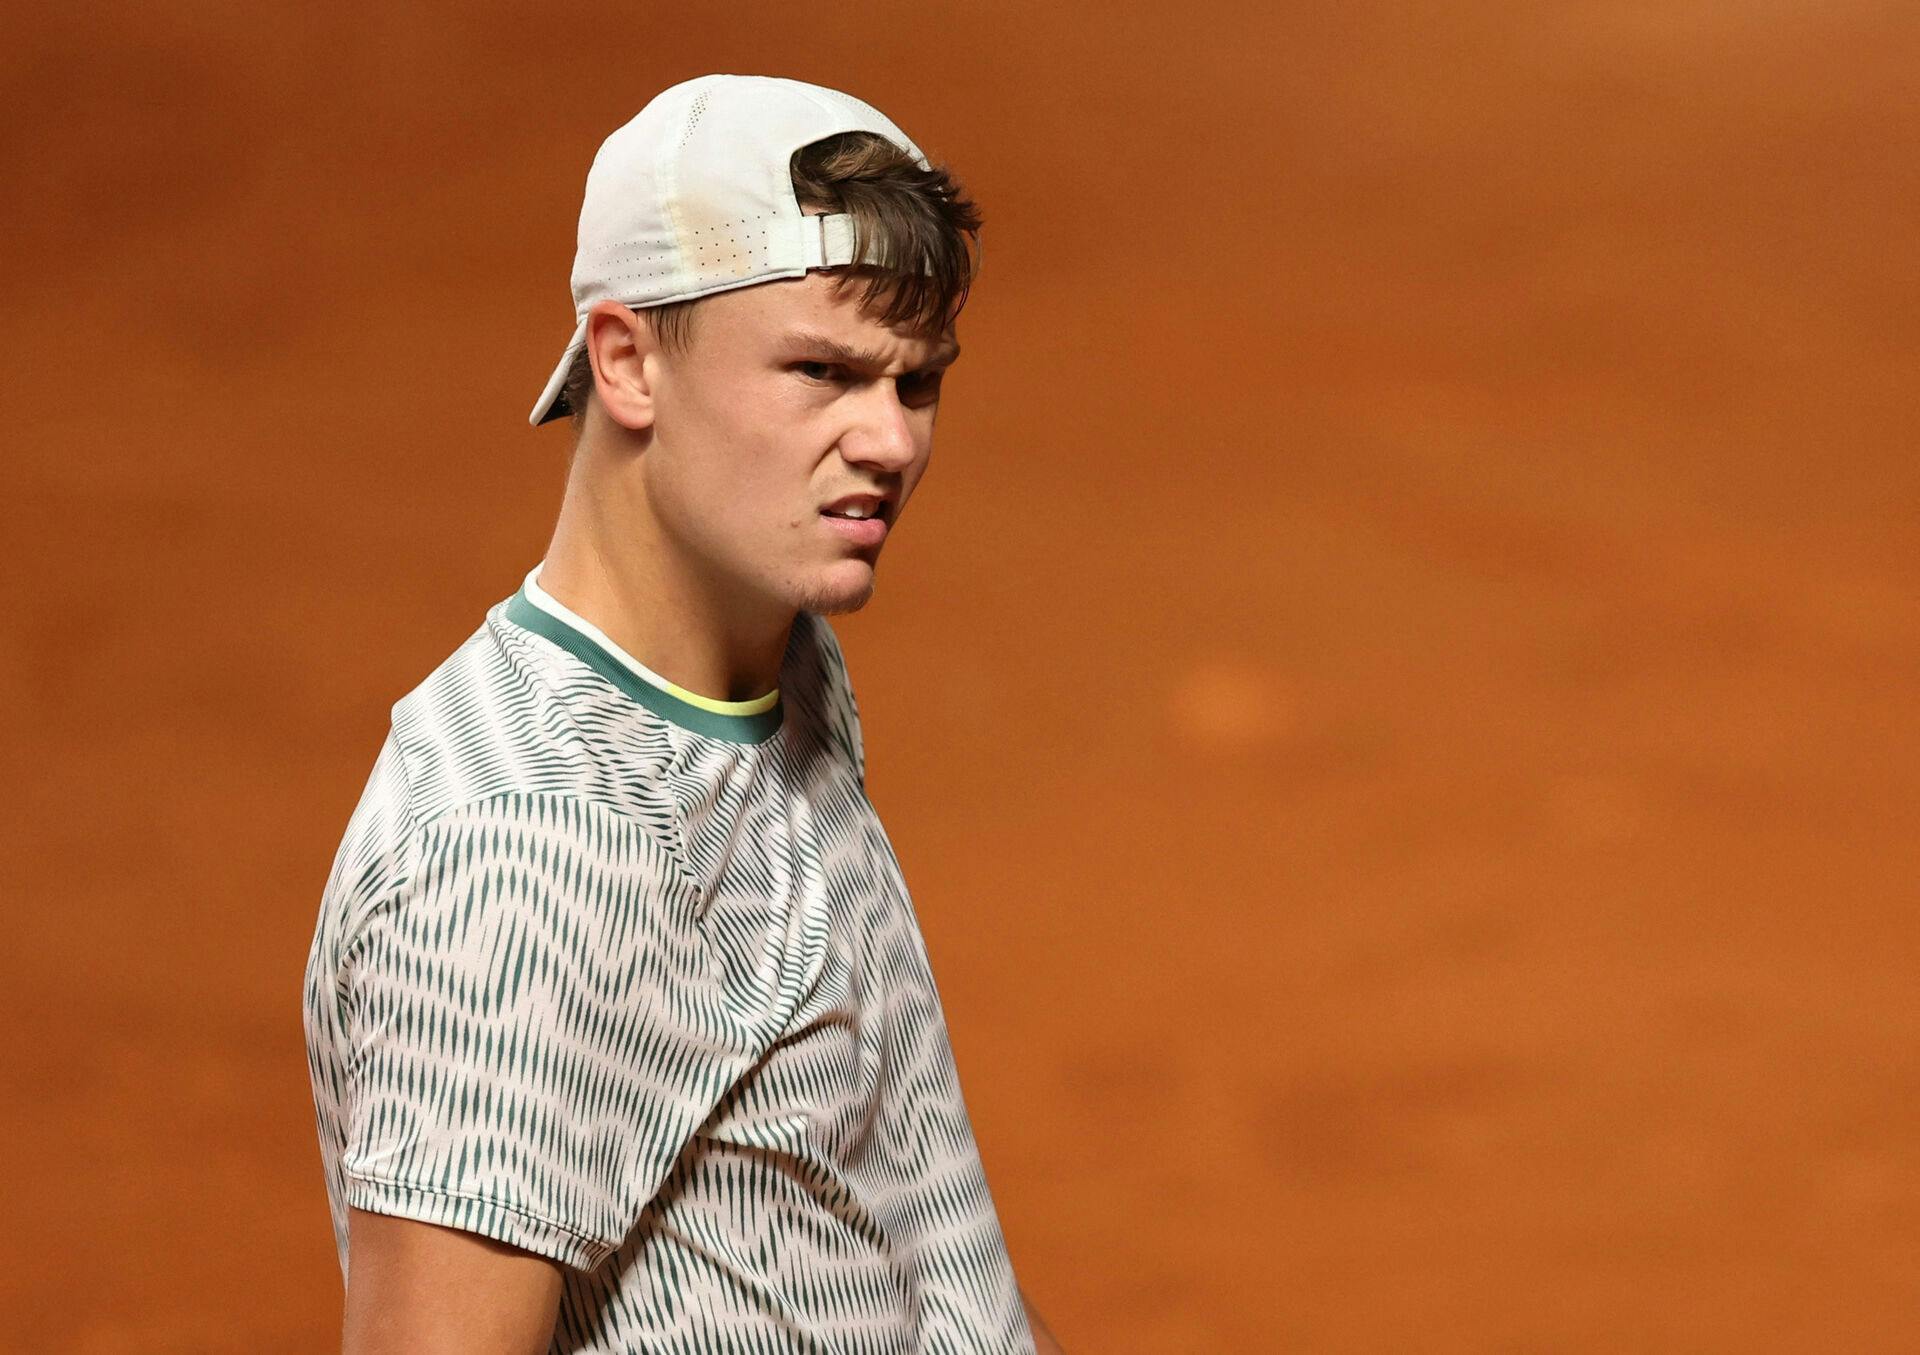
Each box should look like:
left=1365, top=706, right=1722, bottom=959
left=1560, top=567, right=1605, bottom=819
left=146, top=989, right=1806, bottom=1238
left=337, top=791, right=756, bottom=1270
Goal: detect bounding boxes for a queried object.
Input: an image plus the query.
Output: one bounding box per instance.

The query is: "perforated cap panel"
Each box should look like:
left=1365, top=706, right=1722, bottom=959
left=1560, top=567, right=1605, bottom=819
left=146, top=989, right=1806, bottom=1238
left=528, top=75, right=931, bottom=426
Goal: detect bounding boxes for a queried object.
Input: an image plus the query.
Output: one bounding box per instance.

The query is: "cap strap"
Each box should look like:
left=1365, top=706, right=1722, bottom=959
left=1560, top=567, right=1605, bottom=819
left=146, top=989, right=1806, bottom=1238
left=800, top=213, right=858, bottom=269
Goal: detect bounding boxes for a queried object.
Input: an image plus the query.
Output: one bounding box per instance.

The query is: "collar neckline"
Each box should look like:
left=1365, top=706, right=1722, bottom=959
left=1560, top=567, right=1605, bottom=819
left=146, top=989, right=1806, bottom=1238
left=504, top=563, right=784, bottom=745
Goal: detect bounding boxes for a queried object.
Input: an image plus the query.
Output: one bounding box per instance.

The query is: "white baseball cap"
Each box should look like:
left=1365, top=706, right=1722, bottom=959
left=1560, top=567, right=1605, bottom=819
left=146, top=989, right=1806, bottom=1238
left=528, top=73, right=930, bottom=426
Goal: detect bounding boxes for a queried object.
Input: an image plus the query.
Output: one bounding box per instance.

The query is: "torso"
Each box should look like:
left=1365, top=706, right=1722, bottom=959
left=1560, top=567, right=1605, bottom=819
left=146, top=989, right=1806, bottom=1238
left=302, top=571, right=1032, bottom=1353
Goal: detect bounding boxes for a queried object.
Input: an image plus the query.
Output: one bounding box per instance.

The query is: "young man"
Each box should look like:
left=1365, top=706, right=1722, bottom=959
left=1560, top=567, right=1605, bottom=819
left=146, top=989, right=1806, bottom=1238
left=301, top=75, right=1064, bottom=1353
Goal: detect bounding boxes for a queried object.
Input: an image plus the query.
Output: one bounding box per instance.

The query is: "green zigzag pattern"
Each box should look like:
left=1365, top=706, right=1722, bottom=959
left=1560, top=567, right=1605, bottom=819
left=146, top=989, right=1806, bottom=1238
left=302, top=587, right=1033, bottom=1353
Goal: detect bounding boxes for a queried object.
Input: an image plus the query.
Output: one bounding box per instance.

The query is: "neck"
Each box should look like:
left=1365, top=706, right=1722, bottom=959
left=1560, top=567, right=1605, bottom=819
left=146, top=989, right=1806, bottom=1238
left=539, top=435, right=792, bottom=704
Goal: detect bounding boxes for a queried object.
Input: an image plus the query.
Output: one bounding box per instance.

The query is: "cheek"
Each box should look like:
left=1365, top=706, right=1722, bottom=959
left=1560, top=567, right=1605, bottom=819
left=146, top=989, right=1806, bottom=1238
left=667, top=388, right=773, bottom=494
left=691, top=413, right=821, bottom=535
left=660, top=374, right=846, bottom=534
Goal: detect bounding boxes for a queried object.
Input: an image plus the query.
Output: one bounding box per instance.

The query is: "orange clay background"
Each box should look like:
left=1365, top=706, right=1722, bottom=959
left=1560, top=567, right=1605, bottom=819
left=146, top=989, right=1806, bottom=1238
left=6, top=4, right=1917, bottom=1351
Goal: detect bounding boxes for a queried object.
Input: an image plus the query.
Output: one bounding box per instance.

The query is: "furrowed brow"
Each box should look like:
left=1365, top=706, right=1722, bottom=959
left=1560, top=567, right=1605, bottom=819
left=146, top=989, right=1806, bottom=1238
left=784, top=332, right=961, bottom=372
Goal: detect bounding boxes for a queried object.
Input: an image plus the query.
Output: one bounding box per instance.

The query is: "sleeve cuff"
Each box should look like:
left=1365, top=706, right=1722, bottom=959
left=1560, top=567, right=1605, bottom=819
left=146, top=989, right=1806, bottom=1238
left=344, top=1173, right=613, bottom=1272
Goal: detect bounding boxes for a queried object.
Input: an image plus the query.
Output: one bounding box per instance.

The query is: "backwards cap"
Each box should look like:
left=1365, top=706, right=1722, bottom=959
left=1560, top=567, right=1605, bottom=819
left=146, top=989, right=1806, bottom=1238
left=528, top=73, right=930, bottom=426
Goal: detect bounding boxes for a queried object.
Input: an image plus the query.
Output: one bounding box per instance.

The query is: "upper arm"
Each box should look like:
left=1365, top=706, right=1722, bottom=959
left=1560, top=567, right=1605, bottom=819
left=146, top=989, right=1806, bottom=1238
left=343, top=1207, right=561, bottom=1355
left=335, top=793, right=760, bottom=1268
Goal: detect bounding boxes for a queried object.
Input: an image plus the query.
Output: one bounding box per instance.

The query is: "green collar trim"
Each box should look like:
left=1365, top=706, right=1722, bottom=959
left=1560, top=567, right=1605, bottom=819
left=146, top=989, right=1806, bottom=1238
left=504, top=587, right=784, bottom=745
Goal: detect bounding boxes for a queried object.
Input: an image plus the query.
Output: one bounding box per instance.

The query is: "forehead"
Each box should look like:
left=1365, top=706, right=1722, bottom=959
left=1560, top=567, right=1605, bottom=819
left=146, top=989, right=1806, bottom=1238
left=693, top=271, right=956, bottom=365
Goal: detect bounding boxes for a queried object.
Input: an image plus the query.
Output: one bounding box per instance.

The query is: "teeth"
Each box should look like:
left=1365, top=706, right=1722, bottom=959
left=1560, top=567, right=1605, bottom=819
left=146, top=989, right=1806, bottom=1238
left=832, top=503, right=875, bottom=519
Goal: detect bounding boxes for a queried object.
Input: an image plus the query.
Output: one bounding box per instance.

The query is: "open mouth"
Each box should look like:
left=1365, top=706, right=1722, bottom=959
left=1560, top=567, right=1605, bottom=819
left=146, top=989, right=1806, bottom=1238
left=820, top=509, right=888, bottom=544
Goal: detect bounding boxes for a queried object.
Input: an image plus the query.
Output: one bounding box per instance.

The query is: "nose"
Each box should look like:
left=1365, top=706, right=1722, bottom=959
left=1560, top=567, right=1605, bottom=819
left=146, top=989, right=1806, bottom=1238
left=840, top=379, right=920, bottom=471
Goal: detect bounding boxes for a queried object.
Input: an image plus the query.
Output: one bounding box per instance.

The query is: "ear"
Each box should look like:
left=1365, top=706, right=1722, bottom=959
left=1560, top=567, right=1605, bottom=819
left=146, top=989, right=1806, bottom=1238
left=585, top=300, right=661, bottom=432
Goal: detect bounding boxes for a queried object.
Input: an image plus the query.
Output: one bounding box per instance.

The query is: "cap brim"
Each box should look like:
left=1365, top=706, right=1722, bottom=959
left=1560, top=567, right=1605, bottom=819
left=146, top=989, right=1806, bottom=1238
left=528, top=314, right=590, bottom=427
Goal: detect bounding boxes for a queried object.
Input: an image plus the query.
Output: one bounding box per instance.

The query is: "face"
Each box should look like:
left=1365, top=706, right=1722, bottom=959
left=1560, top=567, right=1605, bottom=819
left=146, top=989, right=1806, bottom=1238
left=640, top=271, right=958, bottom=619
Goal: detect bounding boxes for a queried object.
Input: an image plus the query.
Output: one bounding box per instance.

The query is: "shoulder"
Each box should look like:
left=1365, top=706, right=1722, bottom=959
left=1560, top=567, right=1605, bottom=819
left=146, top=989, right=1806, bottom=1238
left=320, top=600, right=689, bottom=935
left=389, top=605, right=583, bottom=823
left=387, top=599, right=683, bottom=824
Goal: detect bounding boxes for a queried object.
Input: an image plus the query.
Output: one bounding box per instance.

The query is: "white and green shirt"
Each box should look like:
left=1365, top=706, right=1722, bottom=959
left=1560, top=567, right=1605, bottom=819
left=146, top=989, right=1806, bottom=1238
left=303, top=564, right=1033, bottom=1353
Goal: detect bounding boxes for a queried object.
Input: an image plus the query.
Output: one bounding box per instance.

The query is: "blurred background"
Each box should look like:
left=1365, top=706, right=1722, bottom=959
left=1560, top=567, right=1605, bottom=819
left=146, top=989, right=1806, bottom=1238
left=6, top=2, right=1917, bottom=1350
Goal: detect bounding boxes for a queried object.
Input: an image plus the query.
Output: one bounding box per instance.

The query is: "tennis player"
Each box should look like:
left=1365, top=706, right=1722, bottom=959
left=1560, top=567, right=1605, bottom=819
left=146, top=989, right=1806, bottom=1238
left=300, top=74, right=1064, bottom=1353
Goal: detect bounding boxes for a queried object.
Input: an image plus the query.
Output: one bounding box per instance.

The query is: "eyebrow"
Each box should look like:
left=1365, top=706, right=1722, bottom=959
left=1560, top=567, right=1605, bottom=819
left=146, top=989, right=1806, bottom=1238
left=781, top=332, right=961, bottom=372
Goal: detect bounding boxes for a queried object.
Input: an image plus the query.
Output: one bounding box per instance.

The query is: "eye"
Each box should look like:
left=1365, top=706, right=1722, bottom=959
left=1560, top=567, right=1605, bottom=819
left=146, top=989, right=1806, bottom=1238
left=795, top=361, right=844, bottom=383
left=898, top=369, right=946, bottom=405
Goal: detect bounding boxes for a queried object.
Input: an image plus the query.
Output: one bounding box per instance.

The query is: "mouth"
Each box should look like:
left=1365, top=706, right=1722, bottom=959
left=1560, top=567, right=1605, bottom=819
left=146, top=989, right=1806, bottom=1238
left=819, top=490, right=893, bottom=549
left=819, top=507, right=889, bottom=548
left=820, top=491, right=892, bottom=520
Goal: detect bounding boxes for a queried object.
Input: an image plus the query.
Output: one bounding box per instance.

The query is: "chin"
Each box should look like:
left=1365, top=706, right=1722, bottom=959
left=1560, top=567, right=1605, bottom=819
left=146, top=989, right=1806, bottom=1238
left=791, top=561, right=878, bottom=616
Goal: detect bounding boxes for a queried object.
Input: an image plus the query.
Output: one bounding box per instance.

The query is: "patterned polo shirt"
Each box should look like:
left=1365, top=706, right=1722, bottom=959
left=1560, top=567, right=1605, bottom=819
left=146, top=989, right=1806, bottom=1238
left=302, top=562, right=1033, bottom=1353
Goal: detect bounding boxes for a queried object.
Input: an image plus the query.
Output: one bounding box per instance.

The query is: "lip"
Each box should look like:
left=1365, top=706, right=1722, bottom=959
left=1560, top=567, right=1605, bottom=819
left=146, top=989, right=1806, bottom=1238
left=820, top=509, right=888, bottom=547
left=821, top=491, right=892, bottom=518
